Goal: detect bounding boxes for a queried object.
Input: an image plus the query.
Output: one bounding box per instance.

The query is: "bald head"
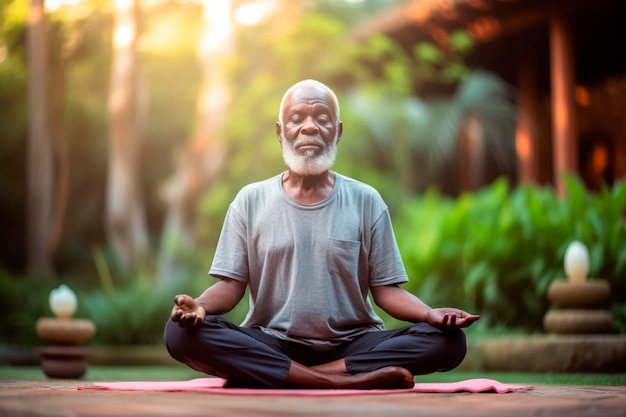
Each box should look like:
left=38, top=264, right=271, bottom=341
left=278, top=79, right=340, bottom=127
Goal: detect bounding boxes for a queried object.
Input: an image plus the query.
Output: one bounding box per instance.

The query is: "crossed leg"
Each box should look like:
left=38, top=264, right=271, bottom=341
left=164, top=316, right=464, bottom=389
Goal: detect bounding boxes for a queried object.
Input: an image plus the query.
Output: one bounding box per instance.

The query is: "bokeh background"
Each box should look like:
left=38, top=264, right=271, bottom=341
left=1, top=0, right=625, bottom=348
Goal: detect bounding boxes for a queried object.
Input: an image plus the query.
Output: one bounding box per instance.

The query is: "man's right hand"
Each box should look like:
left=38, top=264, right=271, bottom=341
left=170, top=294, right=206, bottom=328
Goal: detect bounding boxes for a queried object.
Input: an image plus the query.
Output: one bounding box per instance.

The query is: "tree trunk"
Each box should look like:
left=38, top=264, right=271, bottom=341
left=458, top=115, right=487, bottom=193
left=48, top=38, right=69, bottom=263
left=156, top=0, right=233, bottom=289
left=26, top=0, right=53, bottom=274
left=106, top=0, right=149, bottom=274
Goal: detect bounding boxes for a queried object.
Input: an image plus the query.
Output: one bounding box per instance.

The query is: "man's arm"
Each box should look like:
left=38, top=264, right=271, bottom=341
left=194, top=276, right=247, bottom=314
left=371, top=284, right=431, bottom=323
left=171, top=277, right=247, bottom=328
left=371, top=284, right=480, bottom=329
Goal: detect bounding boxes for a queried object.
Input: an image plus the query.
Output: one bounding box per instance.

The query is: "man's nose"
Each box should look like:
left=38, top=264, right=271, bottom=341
left=301, top=116, right=319, bottom=134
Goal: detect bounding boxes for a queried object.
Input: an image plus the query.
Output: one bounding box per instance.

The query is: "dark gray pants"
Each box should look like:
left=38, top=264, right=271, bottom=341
left=164, top=315, right=466, bottom=388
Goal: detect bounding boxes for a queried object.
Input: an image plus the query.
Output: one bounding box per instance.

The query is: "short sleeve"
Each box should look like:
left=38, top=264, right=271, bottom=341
left=209, top=204, right=250, bottom=282
left=368, top=209, right=409, bottom=287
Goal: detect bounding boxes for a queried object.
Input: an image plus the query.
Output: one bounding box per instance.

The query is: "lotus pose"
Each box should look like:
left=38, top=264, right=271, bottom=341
left=164, top=79, right=479, bottom=389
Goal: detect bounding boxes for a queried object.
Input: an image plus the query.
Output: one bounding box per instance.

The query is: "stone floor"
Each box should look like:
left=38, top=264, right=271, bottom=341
left=1, top=380, right=625, bottom=417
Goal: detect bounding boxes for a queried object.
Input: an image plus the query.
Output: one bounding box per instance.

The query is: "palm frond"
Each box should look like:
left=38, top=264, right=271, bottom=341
left=341, top=70, right=518, bottom=191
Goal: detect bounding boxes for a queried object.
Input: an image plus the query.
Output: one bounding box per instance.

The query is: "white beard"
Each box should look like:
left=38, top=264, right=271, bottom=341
left=280, top=132, right=338, bottom=176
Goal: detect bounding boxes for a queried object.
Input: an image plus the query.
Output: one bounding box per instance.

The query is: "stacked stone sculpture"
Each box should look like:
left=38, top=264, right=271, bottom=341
left=544, top=241, right=613, bottom=334
left=36, top=285, right=96, bottom=378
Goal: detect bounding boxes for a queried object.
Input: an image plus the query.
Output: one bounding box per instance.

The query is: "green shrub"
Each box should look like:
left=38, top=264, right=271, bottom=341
left=393, top=175, right=626, bottom=332
left=78, top=274, right=186, bottom=346
left=0, top=270, right=53, bottom=345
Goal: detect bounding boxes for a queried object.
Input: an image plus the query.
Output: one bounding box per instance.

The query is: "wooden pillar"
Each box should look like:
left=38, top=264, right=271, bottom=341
left=550, top=15, right=577, bottom=196
left=515, top=48, right=540, bottom=185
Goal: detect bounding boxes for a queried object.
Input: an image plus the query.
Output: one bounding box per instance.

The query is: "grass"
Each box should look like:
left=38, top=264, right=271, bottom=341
left=2, top=365, right=626, bottom=386
left=0, top=365, right=200, bottom=381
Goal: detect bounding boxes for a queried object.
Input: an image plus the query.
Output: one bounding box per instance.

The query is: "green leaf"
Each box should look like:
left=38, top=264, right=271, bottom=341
left=414, top=42, right=443, bottom=63
left=464, top=261, right=491, bottom=293
left=449, top=30, right=474, bottom=54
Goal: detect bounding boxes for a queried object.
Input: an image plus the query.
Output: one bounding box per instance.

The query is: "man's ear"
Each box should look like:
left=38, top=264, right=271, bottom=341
left=276, top=122, right=282, bottom=146
left=337, top=121, right=343, bottom=144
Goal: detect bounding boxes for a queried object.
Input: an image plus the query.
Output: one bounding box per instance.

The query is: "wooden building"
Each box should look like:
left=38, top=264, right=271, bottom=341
left=353, top=0, right=626, bottom=194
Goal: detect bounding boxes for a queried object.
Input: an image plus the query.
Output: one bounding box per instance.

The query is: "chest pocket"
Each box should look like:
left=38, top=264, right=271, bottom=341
left=327, top=238, right=361, bottom=279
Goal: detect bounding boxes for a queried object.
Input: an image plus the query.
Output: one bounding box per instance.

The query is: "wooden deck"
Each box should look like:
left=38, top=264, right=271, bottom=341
left=1, top=380, right=625, bottom=417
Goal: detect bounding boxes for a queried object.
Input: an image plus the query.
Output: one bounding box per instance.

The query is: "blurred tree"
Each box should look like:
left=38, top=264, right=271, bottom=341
left=106, top=0, right=149, bottom=274
left=26, top=0, right=53, bottom=274
left=42, top=0, right=112, bottom=276
left=155, top=0, right=234, bottom=288
left=341, top=70, right=517, bottom=205
left=333, top=28, right=518, bottom=202
left=47, top=14, right=70, bottom=265
left=1, top=0, right=29, bottom=273
left=456, top=71, right=518, bottom=192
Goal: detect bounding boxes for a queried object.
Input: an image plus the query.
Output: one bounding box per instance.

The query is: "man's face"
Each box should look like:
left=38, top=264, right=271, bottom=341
left=278, top=86, right=341, bottom=175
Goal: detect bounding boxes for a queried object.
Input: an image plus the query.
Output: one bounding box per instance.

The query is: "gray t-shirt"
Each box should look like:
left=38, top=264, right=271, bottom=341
left=209, top=172, right=408, bottom=350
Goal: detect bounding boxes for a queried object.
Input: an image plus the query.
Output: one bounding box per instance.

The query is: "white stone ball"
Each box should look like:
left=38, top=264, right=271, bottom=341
left=49, top=284, right=78, bottom=319
left=564, top=241, right=590, bottom=283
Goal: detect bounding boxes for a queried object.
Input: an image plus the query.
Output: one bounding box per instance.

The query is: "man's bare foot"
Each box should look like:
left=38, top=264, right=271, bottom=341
left=286, top=362, right=414, bottom=390
left=331, top=366, right=414, bottom=389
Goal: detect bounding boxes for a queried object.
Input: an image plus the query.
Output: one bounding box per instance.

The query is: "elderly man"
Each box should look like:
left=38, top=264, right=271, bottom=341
left=164, top=79, right=479, bottom=389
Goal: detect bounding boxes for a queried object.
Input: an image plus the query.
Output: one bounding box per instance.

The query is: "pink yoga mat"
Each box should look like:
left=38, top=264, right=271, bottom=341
left=78, top=378, right=533, bottom=395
